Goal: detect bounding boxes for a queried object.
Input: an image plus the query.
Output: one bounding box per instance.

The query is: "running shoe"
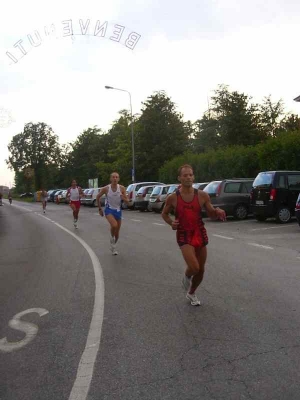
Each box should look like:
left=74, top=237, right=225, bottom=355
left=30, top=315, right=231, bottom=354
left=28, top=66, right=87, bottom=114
left=182, top=275, right=191, bottom=291
left=112, top=248, right=118, bottom=255
left=186, top=292, right=201, bottom=306
left=110, top=236, right=115, bottom=251
left=43, top=210, right=45, bottom=214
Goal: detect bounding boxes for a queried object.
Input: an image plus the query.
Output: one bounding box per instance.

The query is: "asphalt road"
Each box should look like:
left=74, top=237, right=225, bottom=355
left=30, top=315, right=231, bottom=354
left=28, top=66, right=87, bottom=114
left=1, top=200, right=300, bottom=400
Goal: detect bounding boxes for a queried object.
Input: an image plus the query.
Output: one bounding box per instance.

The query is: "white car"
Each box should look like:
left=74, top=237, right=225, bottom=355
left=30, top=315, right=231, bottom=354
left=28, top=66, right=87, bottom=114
left=84, top=188, right=106, bottom=207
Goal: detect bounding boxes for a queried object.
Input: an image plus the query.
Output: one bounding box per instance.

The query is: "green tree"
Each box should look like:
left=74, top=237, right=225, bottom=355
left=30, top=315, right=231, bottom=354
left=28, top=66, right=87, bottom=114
left=135, top=91, right=189, bottom=181
left=277, top=113, right=300, bottom=135
left=192, top=113, right=221, bottom=153
left=68, top=127, right=104, bottom=186
left=7, top=122, right=60, bottom=189
left=211, top=85, right=265, bottom=146
left=259, top=95, right=285, bottom=137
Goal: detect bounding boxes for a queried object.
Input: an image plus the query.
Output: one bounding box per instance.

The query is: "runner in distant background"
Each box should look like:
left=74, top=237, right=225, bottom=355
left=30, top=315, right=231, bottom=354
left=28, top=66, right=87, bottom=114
left=66, top=180, right=84, bottom=229
left=40, top=188, right=48, bottom=213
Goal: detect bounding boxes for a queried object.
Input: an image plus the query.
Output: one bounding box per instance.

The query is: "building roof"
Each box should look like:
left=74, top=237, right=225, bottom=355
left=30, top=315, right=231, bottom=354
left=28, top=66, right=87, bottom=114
left=294, top=95, right=300, bottom=102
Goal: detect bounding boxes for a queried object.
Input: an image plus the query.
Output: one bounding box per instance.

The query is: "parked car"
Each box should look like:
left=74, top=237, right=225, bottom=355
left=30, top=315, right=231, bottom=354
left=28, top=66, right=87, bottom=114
left=166, top=184, right=179, bottom=197
left=84, top=188, right=106, bottom=207
left=251, top=170, right=300, bottom=223
left=80, top=189, right=91, bottom=205
left=54, top=190, right=64, bottom=203
left=204, top=178, right=254, bottom=220
left=49, top=189, right=61, bottom=202
left=20, top=192, right=34, bottom=198
left=47, top=190, right=55, bottom=201
left=193, top=182, right=209, bottom=190
left=135, top=185, right=163, bottom=211
left=59, top=190, right=68, bottom=204
left=149, top=184, right=173, bottom=213
left=126, top=181, right=165, bottom=209
left=296, top=193, right=300, bottom=226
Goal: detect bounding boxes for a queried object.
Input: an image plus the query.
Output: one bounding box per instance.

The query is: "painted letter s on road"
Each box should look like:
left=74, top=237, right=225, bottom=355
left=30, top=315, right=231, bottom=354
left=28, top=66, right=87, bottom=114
left=0, top=308, right=49, bottom=353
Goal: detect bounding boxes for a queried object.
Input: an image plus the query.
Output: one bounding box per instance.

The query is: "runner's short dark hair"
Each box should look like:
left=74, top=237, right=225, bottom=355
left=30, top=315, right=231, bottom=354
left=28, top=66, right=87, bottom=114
left=178, top=164, right=193, bottom=176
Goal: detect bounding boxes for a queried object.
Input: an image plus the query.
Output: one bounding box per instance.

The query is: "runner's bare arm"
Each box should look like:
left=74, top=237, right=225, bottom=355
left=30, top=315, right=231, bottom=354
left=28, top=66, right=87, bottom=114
left=79, top=187, right=84, bottom=198
left=162, top=194, right=179, bottom=230
left=66, top=188, right=71, bottom=201
left=96, top=187, right=108, bottom=209
left=200, top=191, right=226, bottom=221
left=120, top=186, right=129, bottom=204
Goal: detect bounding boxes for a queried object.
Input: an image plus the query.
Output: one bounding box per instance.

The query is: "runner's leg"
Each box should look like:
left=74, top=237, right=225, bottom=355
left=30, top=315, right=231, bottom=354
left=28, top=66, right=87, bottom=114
left=180, top=244, right=200, bottom=278
left=75, top=206, right=80, bottom=220
left=70, top=203, right=76, bottom=219
left=114, top=219, right=122, bottom=243
left=189, top=246, right=207, bottom=294
left=105, top=214, right=118, bottom=238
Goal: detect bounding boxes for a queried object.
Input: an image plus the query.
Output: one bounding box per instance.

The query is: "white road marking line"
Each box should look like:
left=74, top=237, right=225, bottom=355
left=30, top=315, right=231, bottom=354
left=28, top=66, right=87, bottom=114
left=212, top=234, right=234, bottom=240
left=251, top=225, right=293, bottom=232
left=0, top=308, right=49, bottom=353
left=37, top=215, right=104, bottom=400
left=153, top=223, right=165, bottom=226
left=10, top=203, right=33, bottom=212
left=131, top=219, right=142, bottom=222
left=248, top=242, right=274, bottom=250
left=37, top=214, right=53, bottom=222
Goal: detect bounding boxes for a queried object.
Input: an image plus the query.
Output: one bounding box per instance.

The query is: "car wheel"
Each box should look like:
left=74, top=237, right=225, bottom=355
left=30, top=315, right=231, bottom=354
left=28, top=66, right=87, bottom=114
left=233, top=204, right=248, bottom=220
left=276, top=206, right=291, bottom=223
left=92, top=200, right=96, bottom=207
left=255, top=215, right=267, bottom=222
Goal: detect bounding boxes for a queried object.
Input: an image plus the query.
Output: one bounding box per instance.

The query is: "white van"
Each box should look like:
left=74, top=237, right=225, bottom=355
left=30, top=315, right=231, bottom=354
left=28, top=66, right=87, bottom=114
left=126, top=181, right=164, bottom=209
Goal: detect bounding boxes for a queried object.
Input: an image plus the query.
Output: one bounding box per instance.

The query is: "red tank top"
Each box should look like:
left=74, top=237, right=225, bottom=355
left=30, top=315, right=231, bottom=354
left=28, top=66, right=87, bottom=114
left=175, top=189, right=204, bottom=231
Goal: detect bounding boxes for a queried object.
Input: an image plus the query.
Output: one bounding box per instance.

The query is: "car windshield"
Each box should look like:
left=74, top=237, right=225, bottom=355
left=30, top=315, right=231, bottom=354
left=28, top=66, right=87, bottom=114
left=204, top=181, right=221, bottom=194
left=152, top=186, right=162, bottom=195
left=167, top=185, right=178, bottom=194
left=253, top=173, right=274, bottom=188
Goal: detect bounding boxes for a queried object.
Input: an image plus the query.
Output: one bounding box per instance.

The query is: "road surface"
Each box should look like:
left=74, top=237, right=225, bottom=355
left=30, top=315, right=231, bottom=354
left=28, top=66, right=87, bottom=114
left=1, top=200, right=300, bottom=400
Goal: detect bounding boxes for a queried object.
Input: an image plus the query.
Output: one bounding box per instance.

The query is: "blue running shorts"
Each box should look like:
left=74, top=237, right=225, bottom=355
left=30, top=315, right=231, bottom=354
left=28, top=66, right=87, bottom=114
left=104, top=207, right=122, bottom=220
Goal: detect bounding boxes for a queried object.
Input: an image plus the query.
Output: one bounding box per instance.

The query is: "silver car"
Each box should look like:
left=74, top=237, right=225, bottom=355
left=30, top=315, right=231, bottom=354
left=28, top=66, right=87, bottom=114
left=85, top=188, right=106, bottom=207
left=135, top=185, right=163, bottom=212
left=80, top=189, right=90, bottom=205
left=126, top=181, right=164, bottom=209
left=149, top=185, right=173, bottom=213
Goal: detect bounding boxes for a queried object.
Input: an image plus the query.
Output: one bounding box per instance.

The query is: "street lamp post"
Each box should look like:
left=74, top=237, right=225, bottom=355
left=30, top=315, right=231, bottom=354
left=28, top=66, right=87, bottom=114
left=105, top=85, right=135, bottom=183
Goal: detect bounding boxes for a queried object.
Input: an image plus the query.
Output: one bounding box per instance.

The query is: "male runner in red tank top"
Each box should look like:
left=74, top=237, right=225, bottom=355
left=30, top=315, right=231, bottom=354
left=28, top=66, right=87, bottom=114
left=162, top=164, right=226, bottom=306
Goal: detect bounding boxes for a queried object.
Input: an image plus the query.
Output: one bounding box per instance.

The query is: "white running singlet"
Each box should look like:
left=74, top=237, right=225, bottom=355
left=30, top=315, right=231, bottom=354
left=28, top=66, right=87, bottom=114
left=69, top=187, right=80, bottom=201
left=105, top=185, right=122, bottom=210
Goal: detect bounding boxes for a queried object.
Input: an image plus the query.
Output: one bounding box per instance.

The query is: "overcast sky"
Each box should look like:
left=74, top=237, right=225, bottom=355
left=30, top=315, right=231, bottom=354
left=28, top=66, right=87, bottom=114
left=1, top=0, right=300, bottom=186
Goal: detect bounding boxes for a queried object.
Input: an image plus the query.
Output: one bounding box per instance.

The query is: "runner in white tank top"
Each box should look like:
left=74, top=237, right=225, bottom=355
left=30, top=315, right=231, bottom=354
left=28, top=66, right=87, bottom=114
left=97, top=172, right=129, bottom=255
left=106, top=184, right=122, bottom=210
left=66, top=179, right=84, bottom=229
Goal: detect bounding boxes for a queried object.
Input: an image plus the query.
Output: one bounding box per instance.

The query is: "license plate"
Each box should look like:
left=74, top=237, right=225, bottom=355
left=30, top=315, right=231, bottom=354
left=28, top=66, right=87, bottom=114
left=256, top=200, right=264, bottom=205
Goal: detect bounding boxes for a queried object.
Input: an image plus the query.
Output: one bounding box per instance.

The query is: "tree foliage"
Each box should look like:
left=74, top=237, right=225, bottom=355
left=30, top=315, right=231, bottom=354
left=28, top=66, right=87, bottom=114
left=7, top=122, right=60, bottom=189
left=159, top=131, right=300, bottom=183
left=134, top=91, right=189, bottom=181
left=7, top=87, right=300, bottom=193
